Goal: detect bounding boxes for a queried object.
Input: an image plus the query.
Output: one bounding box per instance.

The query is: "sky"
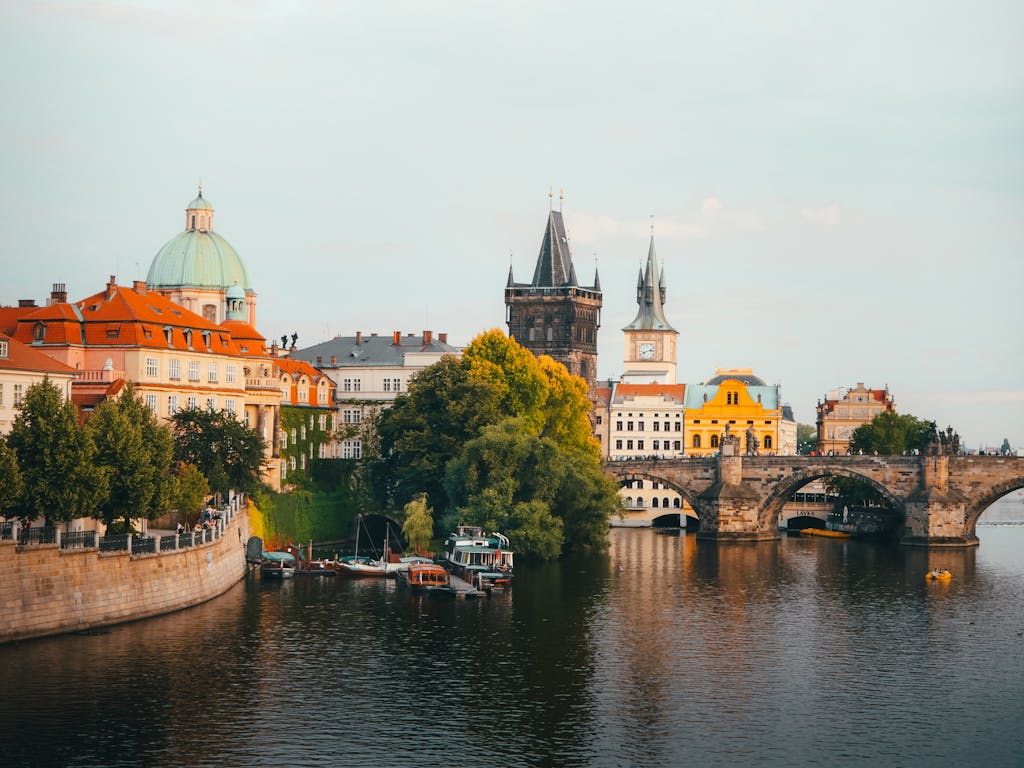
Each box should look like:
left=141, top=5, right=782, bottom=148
left=1, top=1, right=1022, bottom=449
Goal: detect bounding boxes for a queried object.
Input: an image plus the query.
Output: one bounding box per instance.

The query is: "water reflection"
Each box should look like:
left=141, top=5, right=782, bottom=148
left=1, top=523, right=1022, bottom=767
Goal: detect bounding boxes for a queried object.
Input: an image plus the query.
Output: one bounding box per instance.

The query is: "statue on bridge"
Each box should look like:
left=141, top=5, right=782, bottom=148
left=926, top=421, right=961, bottom=456
left=745, top=425, right=760, bottom=456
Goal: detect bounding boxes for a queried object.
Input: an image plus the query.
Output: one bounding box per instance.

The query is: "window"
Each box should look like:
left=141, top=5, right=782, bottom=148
left=225, top=399, right=235, bottom=415
left=298, top=385, right=308, bottom=402
left=627, top=421, right=634, bottom=431
left=281, top=430, right=288, bottom=449
left=319, top=414, right=327, bottom=430
left=206, top=398, right=216, bottom=411
left=626, top=440, right=633, bottom=450
left=188, top=360, right=200, bottom=381
left=145, top=357, right=158, bottom=377
left=186, top=395, right=198, bottom=410
left=343, top=378, right=352, bottom=392
left=674, top=422, right=681, bottom=432
left=673, top=440, right=681, bottom=451
left=352, top=378, right=361, bottom=392
left=0, top=340, right=7, bottom=358
left=168, top=395, right=178, bottom=415
left=596, top=416, right=602, bottom=425
left=290, top=456, right=297, bottom=471
left=291, top=428, right=297, bottom=444
left=301, top=425, right=307, bottom=440
left=615, top=439, right=622, bottom=450
left=764, top=435, right=773, bottom=449
left=342, top=440, right=362, bottom=459
left=692, top=435, right=701, bottom=448
left=226, top=365, right=236, bottom=384
left=301, top=454, right=306, bottom=470
left=14, top=383, right=24, bottom=406
left=652, top=498, right=659, bottom=508
left=281, top=460, right=287, bottom=480
left=383, top=378, right=391, bottom=392
left=653, top=421, right=660, bottom=431
left=318, top=386, right=328, bottom=405
left=711, top=434, right=719, bottom=448
left=664, top=421, right=670, bottom=431
left=616, top=421, right=623, bottom=431
left=207, top=363, right=217, bottom=382
left=637, top=440, right=644, bottom=451
left=638, top=422, right=645, bottom=431
left=653, top=440, right=660, bottom=450
left=169, top=359, right=180, bottom=380
left=391, top=378, right=401, bottom=392
left=673, top=498, right=681, bottom=508
left=146, top=394, right=158, bottom=415
left=343, top=409, right=362, bottom=424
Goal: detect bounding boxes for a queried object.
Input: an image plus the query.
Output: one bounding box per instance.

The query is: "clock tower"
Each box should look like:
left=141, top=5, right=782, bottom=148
left=622, top=234, right=678, bottom=383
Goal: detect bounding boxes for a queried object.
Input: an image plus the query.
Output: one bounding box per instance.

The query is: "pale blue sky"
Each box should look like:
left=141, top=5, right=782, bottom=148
left=1, top=1, right=1022, bottom=447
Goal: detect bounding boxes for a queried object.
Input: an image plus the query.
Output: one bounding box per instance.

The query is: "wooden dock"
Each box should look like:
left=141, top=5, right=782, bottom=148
left=448, top=573, right=486, bottom=599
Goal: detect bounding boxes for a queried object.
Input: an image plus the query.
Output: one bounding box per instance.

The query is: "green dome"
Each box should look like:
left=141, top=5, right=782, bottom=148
left=147, top=229, right=252, bottom=291
left=187, top=194, right=214, bottom=211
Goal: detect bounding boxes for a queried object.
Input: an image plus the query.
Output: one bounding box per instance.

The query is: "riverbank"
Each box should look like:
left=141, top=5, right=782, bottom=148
left=0, top=506, right=251, bottom=644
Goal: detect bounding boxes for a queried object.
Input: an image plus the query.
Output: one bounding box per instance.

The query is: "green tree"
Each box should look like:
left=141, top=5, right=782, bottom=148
left=797, top=423, right=817, bottom=455
left=88, top=383, right=175, bottom=532
left=401, top=493, right=434, bottom=555
left=373, top=355, right=502, bottom=511
left=0, top=436, right=23, bottom=517
left=7, top=379, right=108, bottom=526
left=170, top=407, right=266, bottom=497
left=172, top=462, right=210, bottom=526
left=849, top=412, right=932, bottom=455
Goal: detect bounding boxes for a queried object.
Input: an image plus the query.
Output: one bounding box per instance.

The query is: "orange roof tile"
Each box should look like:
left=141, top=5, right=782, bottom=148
left=0, top=333, right=77, bottom=376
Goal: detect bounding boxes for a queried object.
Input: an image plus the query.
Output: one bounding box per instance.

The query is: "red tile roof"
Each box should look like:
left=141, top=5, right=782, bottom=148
left=0, top=333, right=77, bottom=375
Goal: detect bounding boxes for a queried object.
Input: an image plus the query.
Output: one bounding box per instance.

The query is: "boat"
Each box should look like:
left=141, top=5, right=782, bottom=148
left=396, top=562, right=452, bottom=594
left=260, top=550, right=296, bottom=578
left=442, top=525, right=514, bottom=590
left=926, top=569, right=953, bottom=581
left=798, top=528, right=851, bottom=539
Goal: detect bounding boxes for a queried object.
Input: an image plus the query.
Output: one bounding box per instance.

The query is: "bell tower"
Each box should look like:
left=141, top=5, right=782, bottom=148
left=505, top=197, right=602, bottom=388
left=622, top=233, right=678, bottom=383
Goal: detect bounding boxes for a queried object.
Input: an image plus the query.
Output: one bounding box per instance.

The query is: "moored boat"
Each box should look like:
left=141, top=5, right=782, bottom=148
left=396, top=562, right=452, bottom=595
left=442, top=525, right=513, bottom=590
left=261, top=551, right=296, bottom=578
left=926, top=568, right=952, bottom=581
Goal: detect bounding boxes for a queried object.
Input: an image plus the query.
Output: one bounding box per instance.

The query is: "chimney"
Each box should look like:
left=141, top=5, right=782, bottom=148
left=438, top=333, right=447, bottom=344
left=393, top=331, right=401, bottom=345
left=105, top=275, right=117, bottom=299
left=355, top=331, right=362, bottom=345
left=423, top=330, right=432, bottom=344
left=132, top=280, right=147, bottom=295
left=330, top=355, right=337, bottom=366
left=18, top=299, right=37, bottom=308
left=50, top=283, right=67, bottom=304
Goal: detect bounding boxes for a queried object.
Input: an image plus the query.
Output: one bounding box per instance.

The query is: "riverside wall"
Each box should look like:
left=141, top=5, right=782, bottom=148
left=0, top=509, right=251, bottom=644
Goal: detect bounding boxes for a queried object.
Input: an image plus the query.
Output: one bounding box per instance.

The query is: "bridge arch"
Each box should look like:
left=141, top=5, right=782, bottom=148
left=965, top=477, right=1024, bottom=530
left=614, top=470, right=703, bottom=519
left=757, top=467, right=905, bottom=531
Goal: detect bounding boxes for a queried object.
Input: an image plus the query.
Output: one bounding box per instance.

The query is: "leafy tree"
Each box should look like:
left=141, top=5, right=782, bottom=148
left=7, top=379, right=108, bottom=526
left=797, top=423, right=817, bottom=455
left=401, top=493, right=434, bottom=555
left=88, top=383, right=175, bottom=531
left=849, top=412, right=932, bottom=455
left=1000, top=438, right=1012, bottom=456
left=0, top=436, right=23, bottom=517
left=373, top=356, right=502, bottom=511
left=443, top=418, right=611, bottom=558
left=170, top=407, right=266, bottom=497
left=172, top=462, right=210, bottom=526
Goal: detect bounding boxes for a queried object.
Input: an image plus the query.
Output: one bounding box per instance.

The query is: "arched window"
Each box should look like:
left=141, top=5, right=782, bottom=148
left=692, top=434, right=701, bottom=448
left=663, top=497, right=669, bottom=508
left=711, top=434, right=720, bottom=448
left=652, top=498, right=659, bottom=508
left=673, top=498, right=681, bottom=508
left=764, top=435, right=773, bottom=449
left=726, top=392, right=733, bottom=405
left=626, top=496, right=633, bottom=508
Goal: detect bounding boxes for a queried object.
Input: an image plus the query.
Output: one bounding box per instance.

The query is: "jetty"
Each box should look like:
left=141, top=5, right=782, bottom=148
left=448, top=573, right=485, bottom=599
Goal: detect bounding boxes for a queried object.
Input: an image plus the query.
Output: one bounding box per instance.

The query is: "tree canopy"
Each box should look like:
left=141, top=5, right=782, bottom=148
left=6, top=379, right=108, bottom=525
left=848, top=412, right=933, bottom=455
left=373, top=330, right=616, bottom=558
left=0, top=436, right=23, bottom=517
left=400, top=494, right=434, bottom=555
left=170, top=407, right=266, bottom=497
left=88, top=383, right=175, bottom=531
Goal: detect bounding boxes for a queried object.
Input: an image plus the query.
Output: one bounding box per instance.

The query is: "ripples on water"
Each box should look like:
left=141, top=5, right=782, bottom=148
left=2, top=500, right=1023, bottom=767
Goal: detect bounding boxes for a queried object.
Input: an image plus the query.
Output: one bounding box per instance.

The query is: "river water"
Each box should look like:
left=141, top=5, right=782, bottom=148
left=2, top=496, right=1023, bottom=768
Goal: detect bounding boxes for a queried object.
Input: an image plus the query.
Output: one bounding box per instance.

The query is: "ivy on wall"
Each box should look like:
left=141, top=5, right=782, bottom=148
left=279, top=405, right=335, bottom=481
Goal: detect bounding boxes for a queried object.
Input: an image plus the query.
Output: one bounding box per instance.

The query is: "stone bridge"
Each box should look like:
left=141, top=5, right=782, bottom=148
left=605, top=453, right=1024, bottom=547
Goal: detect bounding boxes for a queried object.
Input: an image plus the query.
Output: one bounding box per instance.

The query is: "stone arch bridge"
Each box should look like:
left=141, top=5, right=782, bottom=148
left=605, top=453, right=1024, bottom=547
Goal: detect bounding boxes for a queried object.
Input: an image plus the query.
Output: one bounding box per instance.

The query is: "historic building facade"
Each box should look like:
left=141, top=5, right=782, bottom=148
left=292, top=330, right=460, bottom=460
left=816, top=382, right=895, bottom=454
left=505, top=205, right=602, bottom=388
left=276, top=357, right=337, bottom=484
left=0, top=330, right=76, bottom=435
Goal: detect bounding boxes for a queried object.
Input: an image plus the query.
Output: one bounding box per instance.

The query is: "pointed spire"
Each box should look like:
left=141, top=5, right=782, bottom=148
left=507, top=263, right=515, bottom=288
left=530, top=208, right=577, bottom=287
left=624, top=232, right=675, bottom=332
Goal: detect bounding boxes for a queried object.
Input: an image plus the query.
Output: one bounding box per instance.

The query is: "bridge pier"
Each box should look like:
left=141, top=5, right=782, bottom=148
left=695, top=438, right=779, bottom=542
left=902, top=457, right=977, bottom=547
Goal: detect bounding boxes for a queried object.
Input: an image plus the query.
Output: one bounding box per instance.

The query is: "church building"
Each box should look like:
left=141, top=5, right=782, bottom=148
left=505, top=201, right=602, bottom=388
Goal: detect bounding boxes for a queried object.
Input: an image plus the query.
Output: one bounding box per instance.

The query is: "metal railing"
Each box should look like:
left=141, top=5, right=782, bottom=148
left=159, top=534, right=179, bottom=552
left=99, top=534, right=130, bottom=552
left=0, top=520, right=13, bottom=541
left=60, top=530, right=97, bottom=550
left=132, top=536, right=156, bottom=554
left=20, top=526, right=56, bottom=545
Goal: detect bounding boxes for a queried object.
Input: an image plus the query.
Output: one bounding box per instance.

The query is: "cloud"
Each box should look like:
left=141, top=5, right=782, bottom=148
left=800, top=203, right=842, bottom=227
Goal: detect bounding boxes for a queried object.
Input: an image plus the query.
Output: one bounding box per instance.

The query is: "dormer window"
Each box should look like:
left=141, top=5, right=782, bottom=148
left=32, top=322, right=46, bottom=342
left=164, top=326, right=173, bottom=346
left=0, top=340, right=7, bottom=358
left=183, top=329, right=193, bottom=348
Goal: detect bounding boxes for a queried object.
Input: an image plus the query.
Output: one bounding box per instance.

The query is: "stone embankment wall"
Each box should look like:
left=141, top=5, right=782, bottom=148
left=0, top=510, right=251, bottom=644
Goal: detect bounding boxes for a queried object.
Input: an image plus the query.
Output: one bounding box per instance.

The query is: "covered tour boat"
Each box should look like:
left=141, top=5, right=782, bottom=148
left=260, top=551, right=296, bottom=579
left=442, top=525, right=513, bottom=591
left=396, top=562, right=452, bottom=594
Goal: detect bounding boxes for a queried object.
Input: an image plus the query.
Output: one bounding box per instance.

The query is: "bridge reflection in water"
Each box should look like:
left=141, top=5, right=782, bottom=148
left=607, top=454, right=1024, bottom=547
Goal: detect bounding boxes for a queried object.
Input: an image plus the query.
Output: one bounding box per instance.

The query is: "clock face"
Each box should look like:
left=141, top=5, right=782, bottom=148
left=639, top=342, right=655, bottom=360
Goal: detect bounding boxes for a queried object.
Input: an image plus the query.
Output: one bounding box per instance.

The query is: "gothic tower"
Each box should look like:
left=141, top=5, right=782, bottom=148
left=621, top=233, right=678, bottom=383
left=505, top=205, right=602, bottom=387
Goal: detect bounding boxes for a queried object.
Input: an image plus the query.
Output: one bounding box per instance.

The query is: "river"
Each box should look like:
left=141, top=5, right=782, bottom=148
left=2, top=495, right=1022, bottom=767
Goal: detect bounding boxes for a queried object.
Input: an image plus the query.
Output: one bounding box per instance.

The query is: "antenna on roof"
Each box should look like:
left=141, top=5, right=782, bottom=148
left=559, top=188, right=564, bottom=212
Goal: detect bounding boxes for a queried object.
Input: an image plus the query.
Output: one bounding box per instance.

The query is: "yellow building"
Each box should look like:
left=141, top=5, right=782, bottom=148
left=683, top=368, right=796, bottom=456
